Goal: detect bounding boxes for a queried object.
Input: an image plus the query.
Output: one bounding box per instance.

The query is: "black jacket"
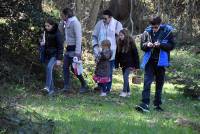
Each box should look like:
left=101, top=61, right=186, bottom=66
left=44, top=24, right=63, bottom=60
left=115, top=43, right=140, bottom=69
left=95, top=49, right=112, bottom=77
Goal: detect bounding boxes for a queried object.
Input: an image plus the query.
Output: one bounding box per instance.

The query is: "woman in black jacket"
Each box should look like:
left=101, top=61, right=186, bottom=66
left=115, top=29, right=140, bottom=97
left=40, top=18, right=63, bottom=95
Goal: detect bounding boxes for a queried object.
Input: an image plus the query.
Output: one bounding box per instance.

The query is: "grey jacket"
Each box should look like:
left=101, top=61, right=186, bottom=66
left=59, top=16, right=82, bottom=57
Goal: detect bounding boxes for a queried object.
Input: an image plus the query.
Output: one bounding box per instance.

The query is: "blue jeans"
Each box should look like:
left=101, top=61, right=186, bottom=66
left=45, top=57, right=57, bottom=91
left=122, top=67, right=131, bottom=92
left=98, top=60, right=115, bottom=92
left=142, top=59, right=165, bottom=106
left=63, top=54, right=86, bottom=88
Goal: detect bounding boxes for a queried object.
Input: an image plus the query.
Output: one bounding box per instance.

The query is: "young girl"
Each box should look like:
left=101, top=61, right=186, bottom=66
left=40, top=18, right=63, bottom=95
left=93, top=40, right=112, bottom=96
left=115, top=29, right=140, bottom=97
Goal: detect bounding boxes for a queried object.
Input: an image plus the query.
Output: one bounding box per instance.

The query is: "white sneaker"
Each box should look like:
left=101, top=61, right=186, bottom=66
left=119, top=92, right=127, bottom=97
left=42, top=87, right=49, bottom=93
left=100, top=92, right=107, bottom=96
left=127, top=92, right=131, bottom=96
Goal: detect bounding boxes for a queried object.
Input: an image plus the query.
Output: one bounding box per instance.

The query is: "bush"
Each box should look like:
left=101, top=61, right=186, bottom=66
left=0, top=1, right=59, bottom=88
left=167, top=49, right=200, bottom=98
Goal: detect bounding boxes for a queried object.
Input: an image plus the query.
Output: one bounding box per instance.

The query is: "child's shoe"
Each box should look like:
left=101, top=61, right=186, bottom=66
left=119, top=92, right=127, bottom=97
left=100, top=92, right=107, bottom=96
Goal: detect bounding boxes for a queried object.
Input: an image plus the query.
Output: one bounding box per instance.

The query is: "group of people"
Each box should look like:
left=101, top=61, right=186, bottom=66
left=39, top=7, right=175, bottom=112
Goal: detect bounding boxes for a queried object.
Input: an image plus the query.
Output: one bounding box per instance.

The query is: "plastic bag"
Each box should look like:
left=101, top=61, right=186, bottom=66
left=72, top=57, right=83, bottom=75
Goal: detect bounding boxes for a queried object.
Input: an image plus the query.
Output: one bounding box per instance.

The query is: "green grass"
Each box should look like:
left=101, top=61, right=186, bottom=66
left=1, top=72, right=200, bottom=134
left=1, top=50, right=200, bottom=134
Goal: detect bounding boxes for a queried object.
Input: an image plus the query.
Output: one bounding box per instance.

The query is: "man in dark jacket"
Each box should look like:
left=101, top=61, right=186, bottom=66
left=135, top=15, right=175, bottom=112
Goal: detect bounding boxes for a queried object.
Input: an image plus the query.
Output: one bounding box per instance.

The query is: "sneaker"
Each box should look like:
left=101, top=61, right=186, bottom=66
left=79, top=86, right=89, bottom=94
left=119, top=92, right=127, bottom=97
left=135, top=103, right=150, bottom=112
left=127, top=92, right=131, bottom=96
left=154, top=106, right=164, bottom=112
left=41, top=87, right=49, bottom=94
left=100, top=92, right=107, bottom=96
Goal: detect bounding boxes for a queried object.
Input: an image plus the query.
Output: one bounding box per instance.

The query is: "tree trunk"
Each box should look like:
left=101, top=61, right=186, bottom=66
left=86, top=0, right=102, bottom=31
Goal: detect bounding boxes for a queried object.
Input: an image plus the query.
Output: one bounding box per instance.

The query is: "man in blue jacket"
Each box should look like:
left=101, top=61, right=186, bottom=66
left=135, top=15, right=175, bottom=112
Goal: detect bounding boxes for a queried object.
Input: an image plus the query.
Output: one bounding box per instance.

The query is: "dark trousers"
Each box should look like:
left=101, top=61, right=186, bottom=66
left=63, top=54, right=86, bottom=88
left=99, top=83, right=107, bottom=93
left=142, top=59, right=165, bottom=106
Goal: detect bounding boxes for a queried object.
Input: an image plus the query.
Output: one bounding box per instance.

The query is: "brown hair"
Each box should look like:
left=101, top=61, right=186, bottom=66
left=117, top=29, right=136, bottom=53
left=101, top=39, right=111, bottom=49
left=149, top=15, right=162, bottom=25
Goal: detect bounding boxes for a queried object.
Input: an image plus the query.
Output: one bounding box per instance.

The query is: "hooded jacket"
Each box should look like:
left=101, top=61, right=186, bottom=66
left=140, top=24, right=175, bottom=69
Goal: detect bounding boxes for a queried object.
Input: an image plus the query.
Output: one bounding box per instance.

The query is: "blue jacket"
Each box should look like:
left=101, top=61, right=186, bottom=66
left=140, top=24, right=175, bottom=69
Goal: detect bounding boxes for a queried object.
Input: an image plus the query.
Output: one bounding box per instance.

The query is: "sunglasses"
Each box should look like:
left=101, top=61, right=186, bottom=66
left=152, top=26, right=159, bottom=29
left=103, top=17, right=108, bottom=21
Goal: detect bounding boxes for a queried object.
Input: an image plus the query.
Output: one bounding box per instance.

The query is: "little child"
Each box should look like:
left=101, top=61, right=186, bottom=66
left=93, top=40, right=112, bottom=96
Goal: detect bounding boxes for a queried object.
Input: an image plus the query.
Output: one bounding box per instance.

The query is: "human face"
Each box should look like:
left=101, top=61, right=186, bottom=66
left=45, top=22, right=53, bottom=31
left=119, top=32, right=125, bottom=40
left=102, top=15, right=111, bottom=24
left=61, top=13, right=68, bottom=21
left=152, top=24, right=160, bottom=33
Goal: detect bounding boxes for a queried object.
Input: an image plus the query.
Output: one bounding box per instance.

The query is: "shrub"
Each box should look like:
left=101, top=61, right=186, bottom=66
left=167, top=49, right=200, bottom=98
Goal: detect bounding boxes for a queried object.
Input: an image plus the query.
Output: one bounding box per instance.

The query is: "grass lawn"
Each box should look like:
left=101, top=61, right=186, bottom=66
left=1, top=69, right=200, bottom=134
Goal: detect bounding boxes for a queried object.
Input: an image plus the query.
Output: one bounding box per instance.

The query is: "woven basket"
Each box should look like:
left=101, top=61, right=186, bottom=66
left=132, top=75, right=142, bottom=84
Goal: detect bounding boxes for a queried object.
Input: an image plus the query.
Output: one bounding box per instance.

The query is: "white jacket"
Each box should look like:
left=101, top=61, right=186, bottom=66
left=92, top=17, right=123, bottom=60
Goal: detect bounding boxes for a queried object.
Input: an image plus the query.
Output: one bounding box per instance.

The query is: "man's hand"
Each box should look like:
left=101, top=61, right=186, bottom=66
left=154, top=41, right=160, bottom=47
left=75, top=53, right=81, bottom=60
left=56, top=60, right=62, bottom=66
left=147, top=42, right=154, bottom=48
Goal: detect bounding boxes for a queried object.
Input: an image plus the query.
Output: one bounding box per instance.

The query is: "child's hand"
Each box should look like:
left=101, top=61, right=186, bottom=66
left=40, top=41, right=45, bottom=46
left=56, top=60, right=62, bottom=66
